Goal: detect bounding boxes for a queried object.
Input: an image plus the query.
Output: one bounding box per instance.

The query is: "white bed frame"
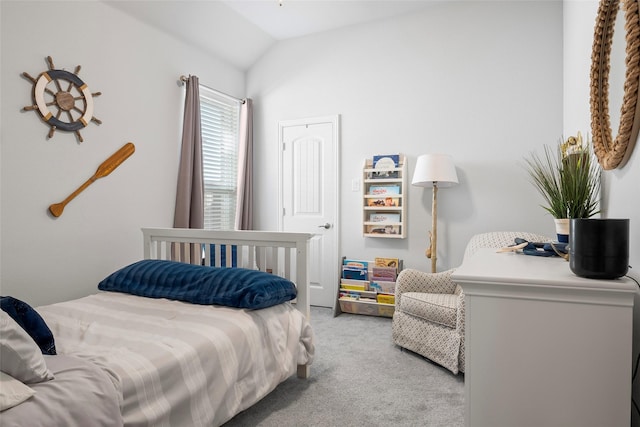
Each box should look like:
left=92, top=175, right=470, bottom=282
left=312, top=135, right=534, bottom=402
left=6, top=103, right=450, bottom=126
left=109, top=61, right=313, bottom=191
left=142, top=227, right=314, bottom=378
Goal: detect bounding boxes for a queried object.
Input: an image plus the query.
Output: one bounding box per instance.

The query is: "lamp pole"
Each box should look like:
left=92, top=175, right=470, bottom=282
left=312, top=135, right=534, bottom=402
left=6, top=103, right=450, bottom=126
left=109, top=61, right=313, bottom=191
left=430, top=182, right=438, bottom=273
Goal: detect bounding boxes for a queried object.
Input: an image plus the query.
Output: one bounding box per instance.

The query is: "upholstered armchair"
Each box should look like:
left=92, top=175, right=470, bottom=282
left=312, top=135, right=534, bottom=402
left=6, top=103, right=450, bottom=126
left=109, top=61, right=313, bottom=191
left=392, top=231, right=552, bottom=374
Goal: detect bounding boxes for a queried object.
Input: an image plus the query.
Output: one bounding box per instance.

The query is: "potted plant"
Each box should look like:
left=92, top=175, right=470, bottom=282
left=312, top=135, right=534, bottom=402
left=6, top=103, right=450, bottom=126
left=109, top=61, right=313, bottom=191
left=524, top=132, right=601, bottom=242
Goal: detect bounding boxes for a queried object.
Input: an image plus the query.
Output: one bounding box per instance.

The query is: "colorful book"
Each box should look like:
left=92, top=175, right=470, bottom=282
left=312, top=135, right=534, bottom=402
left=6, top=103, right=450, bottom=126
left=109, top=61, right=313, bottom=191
left=368, top=185, right=400, bottom=196
left=375, top=257, right=400, bottom=269
left=342, top=259, right=368, bottom=280
left=370, top=281, right=396, bottom=294
left=343, top=259, right=368, bottom=269
left=340, top=278, right=369, bottom=287
left=371, top=266, right=397, bottom=282
left=340, top=282, right=367, bottom=291
left=339, top=290, right=362, bottom=300
left=371, top=155, right=400, bottom=179
left=366, top=225, right=401, bottom=235
left=367, top=197, right=400, bottom=207
left=376, top=294, right=396, bottom=305
left=339, top=289, right=378, bottom=300
left=342, top=266, right=368, bottom=281
left=373, top=155, right=400, bottom=168
left=369, top=213, right=400, bottom=223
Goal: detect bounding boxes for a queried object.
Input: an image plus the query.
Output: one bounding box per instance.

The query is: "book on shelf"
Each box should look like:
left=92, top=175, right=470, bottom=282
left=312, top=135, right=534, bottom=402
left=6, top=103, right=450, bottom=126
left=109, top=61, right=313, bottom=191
left=376, top=294, right=396, bottom=305
left=339, top=294, right=378, bottom=305
left=341, top=259, right=369, bottom=280
left=339, top=294, right=360, bottom=301
left=369, top=280, right=396, bottom=294
left=368, top=185, right=400, bottom=196
left=370, top=155, right=400, bottom=179
left=367, top=197, right=400, bottom=207
left=371, top=266, right=397, bottom=282
left=339, top=290, right=363, bottom=300
left=368, top=212, right=400, bottom=223
left=343, top=259, right=368, bottom=269
left=375, top=257, right=400, bottom=270
left=341, top=278, right=368, bottom=286
left=339, top=288, right=377, bottom=300
left=373, top=154, right=400, bottom=168
left=342, top=259, right=368, bottom=281
left=340, top=282, right=367, bottom=291
left=342, top=267, right=368, bottom=281
left=366, top=224, right=401, bottom=235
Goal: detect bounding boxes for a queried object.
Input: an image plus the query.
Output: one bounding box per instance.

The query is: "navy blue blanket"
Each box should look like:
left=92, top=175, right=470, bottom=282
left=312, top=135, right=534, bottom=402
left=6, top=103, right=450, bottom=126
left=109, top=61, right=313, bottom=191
left=98, top=260, right=297, bottom=310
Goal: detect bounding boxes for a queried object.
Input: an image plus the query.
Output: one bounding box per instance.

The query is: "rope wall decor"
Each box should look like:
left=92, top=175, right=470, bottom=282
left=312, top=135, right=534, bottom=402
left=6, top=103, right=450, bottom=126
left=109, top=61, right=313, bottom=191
left=590, top=0, right=640, bottom=170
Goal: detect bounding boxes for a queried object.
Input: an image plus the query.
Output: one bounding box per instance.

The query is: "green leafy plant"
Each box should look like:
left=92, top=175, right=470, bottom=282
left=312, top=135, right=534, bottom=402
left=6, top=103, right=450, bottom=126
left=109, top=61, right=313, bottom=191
left=524, top=132, right=601, bottom=219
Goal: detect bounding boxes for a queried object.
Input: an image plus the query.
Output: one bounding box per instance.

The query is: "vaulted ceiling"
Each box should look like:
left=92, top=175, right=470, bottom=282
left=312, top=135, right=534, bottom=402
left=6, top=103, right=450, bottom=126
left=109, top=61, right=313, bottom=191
left=104, top=0, right=437, bottom=70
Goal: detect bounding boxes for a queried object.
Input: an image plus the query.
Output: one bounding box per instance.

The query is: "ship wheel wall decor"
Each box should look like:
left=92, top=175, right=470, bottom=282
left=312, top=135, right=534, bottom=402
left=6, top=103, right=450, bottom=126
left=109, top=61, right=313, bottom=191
left=23, top=56, right=102, bottom=142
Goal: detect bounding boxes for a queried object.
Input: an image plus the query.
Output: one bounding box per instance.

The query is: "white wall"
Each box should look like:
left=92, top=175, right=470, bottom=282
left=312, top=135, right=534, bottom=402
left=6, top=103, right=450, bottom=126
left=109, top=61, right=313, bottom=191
left=564, top=2, right=640, bottom=425
left=247, top=0, right=563, bottom=271
left=0, top=1, right=244, bottom=306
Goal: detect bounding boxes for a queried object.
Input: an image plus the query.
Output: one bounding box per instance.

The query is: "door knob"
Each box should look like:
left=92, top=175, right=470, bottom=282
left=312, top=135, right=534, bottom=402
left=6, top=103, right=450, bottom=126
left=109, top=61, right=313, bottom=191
left=318, top=223, right=331, bottom=229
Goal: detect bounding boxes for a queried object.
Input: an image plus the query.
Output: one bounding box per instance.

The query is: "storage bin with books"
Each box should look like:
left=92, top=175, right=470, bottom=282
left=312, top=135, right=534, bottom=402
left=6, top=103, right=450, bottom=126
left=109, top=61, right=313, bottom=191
left=336, top=257, right=402, bottom=318
left=363, top=154, right=407, bottom=238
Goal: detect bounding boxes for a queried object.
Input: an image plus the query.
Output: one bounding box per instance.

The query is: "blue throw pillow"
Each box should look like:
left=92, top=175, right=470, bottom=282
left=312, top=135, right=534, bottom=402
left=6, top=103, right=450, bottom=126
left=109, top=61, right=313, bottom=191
left=98, top=260, right=297, bottom=310
left=0, top=296, right=56, bottom=355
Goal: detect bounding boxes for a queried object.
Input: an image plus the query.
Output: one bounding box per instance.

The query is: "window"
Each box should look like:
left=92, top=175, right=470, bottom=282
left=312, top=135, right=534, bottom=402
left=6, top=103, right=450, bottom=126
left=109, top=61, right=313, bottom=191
left=199, top=86, right=241, bottom=230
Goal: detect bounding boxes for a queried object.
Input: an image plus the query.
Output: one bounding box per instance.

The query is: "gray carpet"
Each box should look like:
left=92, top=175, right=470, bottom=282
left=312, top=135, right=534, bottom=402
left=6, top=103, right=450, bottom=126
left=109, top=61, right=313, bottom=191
left=224, top=306, right=464, bottom=426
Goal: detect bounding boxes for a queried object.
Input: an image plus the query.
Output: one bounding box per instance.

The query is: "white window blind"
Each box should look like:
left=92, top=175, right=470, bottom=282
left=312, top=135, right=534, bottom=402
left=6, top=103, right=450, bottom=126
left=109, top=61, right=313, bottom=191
left=199, top=86, right=241, bottom=230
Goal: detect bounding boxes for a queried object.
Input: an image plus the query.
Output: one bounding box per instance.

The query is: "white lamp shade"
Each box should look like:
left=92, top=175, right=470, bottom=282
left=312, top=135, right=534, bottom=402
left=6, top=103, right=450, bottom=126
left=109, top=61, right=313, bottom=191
left=412, top=154, right=459, bottom=188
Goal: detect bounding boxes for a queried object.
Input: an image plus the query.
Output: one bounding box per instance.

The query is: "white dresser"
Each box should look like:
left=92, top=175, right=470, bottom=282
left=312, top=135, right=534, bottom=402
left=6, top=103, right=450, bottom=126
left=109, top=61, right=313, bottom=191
left=452, top=249, right=636, bottom=427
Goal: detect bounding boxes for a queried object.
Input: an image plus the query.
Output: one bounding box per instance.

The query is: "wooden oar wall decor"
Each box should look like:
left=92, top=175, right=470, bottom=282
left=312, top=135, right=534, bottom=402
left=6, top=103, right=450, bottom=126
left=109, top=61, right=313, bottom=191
left=49, top=142, right=135, bottom=217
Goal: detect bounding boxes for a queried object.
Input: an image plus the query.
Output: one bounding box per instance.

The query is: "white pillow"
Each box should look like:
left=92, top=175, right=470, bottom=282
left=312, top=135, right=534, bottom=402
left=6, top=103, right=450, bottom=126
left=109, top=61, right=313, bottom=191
left=0, top=312, right=53, bottom=384
left=0, top=371, right=35, bottom=411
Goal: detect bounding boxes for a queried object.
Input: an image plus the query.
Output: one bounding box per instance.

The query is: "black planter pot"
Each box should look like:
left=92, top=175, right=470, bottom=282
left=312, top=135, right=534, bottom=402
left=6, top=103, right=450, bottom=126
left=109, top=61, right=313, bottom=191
left=569, top=218, right=630, bottom=279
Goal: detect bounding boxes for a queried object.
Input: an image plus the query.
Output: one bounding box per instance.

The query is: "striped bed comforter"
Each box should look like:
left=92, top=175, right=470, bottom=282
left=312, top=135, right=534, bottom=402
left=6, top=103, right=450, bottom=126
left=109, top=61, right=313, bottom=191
left=37, top=292, right=315, bottom=426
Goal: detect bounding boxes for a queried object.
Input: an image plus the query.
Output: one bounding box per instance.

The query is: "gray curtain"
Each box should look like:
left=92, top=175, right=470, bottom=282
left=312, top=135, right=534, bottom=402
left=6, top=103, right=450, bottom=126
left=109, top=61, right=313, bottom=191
left=235, top=98, right=253, bottom=230
left=173, top=75, right=204, bottom=261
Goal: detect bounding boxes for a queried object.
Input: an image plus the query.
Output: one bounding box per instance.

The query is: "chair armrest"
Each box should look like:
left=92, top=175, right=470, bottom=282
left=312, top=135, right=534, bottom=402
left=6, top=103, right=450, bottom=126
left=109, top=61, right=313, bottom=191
left=395, top=268, right=458, bottom=301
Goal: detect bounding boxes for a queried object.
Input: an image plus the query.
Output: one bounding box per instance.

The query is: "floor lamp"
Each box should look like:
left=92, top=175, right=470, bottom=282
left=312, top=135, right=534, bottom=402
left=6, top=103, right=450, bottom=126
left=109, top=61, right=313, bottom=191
left=412, top=154, right=459, bottom=273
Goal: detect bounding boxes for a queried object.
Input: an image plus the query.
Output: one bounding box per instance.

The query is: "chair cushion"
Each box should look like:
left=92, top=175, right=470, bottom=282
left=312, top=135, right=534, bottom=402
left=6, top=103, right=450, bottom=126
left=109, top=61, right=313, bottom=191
left=399, top=292, right=458, bottom=329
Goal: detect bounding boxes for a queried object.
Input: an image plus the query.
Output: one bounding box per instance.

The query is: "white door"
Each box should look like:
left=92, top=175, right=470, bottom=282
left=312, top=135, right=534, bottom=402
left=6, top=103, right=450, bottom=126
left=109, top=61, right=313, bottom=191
left=279, top=116, right=339, bottom=308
